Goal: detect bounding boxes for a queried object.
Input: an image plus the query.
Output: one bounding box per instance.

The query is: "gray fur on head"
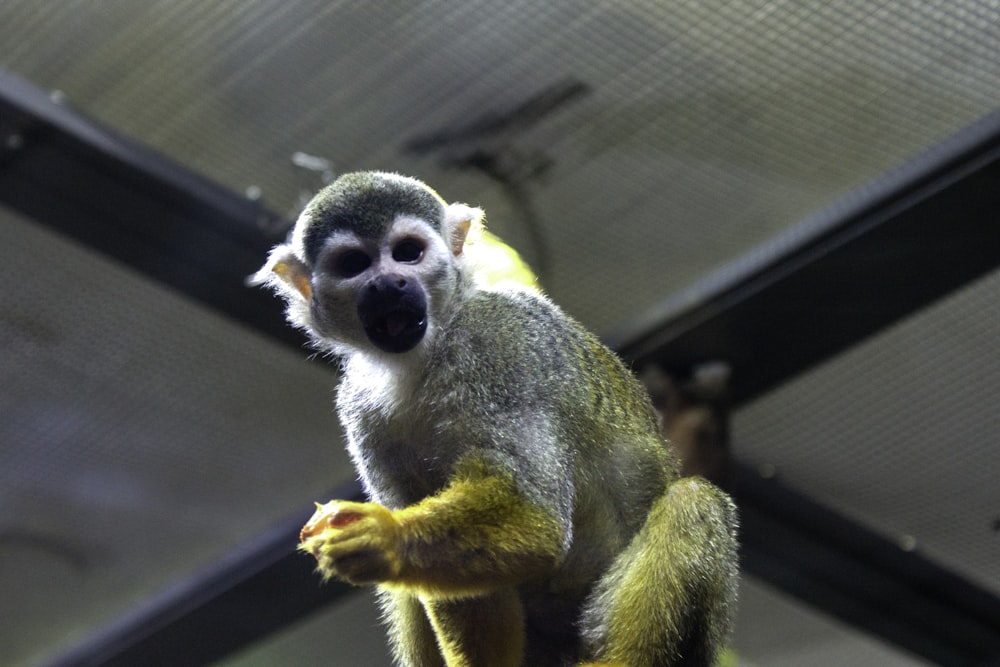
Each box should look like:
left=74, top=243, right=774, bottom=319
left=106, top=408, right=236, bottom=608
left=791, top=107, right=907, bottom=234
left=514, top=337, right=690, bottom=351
left=300, top=172, right=445, bottom=266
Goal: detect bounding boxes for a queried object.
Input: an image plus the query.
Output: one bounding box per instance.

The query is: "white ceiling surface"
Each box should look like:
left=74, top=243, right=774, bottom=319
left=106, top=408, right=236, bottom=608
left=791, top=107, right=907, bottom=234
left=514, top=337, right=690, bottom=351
left=1, top=1, right=998, bottom=666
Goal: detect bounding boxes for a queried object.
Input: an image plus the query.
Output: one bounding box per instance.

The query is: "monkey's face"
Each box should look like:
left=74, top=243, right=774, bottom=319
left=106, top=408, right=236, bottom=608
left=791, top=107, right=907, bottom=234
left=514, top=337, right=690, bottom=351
left=308, top=216, right=461, bottom=355
left=254, top=172, right=481, bottom=357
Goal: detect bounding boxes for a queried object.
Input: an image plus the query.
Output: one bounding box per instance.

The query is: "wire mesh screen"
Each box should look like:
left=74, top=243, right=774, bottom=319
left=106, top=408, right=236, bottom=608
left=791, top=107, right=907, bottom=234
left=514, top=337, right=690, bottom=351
left=735, top=267, right=1000, bottom=598
left=2, top=1, right=999, bottom=333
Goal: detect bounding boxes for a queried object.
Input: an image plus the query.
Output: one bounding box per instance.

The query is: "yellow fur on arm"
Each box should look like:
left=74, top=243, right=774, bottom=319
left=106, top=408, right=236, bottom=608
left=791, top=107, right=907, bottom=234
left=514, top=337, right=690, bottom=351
left=390, top=458, right=567, bottom=596
left=298, top=458, right=566, bottom=595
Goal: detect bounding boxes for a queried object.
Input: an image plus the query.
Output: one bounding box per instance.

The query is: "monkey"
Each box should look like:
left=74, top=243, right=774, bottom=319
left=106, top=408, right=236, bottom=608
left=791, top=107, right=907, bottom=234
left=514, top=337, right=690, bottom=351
left=253, top=171, right=738, bottom=666
left=639, top=363, right=732, bottom=485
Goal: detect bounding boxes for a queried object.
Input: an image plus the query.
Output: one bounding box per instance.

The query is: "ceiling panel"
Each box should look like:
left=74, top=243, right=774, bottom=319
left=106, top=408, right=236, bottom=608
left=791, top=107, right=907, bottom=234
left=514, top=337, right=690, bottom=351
left=2, top=1, right=998, bottom=334
left=734, top=266, right=1000, bottom=599
left=0, top=207, right=351, bottom=666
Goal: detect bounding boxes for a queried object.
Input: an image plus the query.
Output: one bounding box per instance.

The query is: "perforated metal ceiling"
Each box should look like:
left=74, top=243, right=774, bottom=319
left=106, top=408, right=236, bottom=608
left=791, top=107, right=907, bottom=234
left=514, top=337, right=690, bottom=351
left=0, top=209, right=352, bottom=665
left=2, top=1, right=999, bottom=335
left=735, top=266, right=1000, bottom=599
left=1, top=1, right=998, bottom=666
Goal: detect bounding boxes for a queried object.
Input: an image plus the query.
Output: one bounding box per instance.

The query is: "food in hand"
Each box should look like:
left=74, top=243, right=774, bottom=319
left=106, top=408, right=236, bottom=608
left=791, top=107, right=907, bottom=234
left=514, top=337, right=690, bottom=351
left=300, top=501, right=362, bottom=543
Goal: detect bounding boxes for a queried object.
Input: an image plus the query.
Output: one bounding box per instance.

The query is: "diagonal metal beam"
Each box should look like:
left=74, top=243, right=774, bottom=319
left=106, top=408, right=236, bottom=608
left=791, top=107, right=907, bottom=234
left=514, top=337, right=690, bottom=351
left=0, top=68, right=302, bottom=351
left=45, top=485, right=365, bottom=667
left=734, top=463, right=1000, bottom=666
left=610, top=107, right=1000, bottom=406
left=610, top=107, right=1000, bottom=666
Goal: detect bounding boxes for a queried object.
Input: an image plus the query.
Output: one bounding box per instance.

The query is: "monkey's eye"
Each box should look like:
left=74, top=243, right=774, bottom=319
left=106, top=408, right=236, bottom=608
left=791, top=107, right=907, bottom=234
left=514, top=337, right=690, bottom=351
left=333, top=250, right=372, bottom=278
left=392, top=238, right=425, bottom=264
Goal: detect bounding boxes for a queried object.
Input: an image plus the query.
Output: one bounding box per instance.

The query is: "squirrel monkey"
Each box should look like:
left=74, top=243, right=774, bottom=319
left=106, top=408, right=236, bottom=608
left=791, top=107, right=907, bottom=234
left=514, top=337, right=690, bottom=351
left=253, top=172, right=738, bottom=666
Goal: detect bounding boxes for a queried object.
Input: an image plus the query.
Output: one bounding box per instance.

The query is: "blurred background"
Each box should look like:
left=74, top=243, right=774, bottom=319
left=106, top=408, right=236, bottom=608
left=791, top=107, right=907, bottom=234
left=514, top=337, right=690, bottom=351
left=1, top=2, right=998, bottom=665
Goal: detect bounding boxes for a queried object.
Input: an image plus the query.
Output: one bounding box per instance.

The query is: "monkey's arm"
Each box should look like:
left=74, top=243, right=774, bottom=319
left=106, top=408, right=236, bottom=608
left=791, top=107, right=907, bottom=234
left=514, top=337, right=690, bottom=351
left=300, top=458, right=567, bottom=596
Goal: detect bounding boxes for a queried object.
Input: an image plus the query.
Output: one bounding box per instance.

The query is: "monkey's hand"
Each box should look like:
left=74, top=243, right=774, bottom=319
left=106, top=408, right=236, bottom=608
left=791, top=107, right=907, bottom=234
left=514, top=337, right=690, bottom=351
left=299, top=500, right=403, bottom=585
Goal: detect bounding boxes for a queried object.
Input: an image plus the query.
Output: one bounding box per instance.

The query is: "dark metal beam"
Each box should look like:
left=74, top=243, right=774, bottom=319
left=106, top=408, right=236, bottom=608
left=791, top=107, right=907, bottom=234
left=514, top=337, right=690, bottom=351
left=45, top=484, right=365, bottom=667
left=610, top=107, right=1000, bottom=406
left=610, top=107, right=1000, bottom=665
left=734, top=464, right=1000, bottom=666
left=0, top=68, right=303, bottom=351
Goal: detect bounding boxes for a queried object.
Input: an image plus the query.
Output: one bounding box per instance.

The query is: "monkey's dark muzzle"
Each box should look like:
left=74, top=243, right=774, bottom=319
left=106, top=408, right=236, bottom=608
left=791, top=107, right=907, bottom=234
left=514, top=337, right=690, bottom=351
left=357, top=274, right=428, bottom=354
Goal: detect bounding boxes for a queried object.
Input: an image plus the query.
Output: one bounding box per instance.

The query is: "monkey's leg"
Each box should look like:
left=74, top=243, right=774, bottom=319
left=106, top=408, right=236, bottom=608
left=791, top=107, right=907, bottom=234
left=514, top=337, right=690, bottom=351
left=422, top=587, right=525, bottom=667
left=579, top=477, right=738, bottom=667
left=378, top=589, right=446, bottom=667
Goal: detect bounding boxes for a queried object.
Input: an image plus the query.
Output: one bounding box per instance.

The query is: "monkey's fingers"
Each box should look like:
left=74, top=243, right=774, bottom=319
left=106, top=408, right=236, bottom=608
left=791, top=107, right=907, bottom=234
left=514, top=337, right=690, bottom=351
left=300, top=500, right=364, bottom=542
left=313, top=532, right=403, bottom=585
left=298, top=516, right=372, bottom=562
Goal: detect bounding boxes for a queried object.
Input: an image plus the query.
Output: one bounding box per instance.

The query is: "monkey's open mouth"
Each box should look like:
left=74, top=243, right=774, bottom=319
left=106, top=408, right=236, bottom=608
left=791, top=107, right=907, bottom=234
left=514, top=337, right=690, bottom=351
left=357, top=274, right=429, bottom=354
left=365, top=308, right=427, bottom=353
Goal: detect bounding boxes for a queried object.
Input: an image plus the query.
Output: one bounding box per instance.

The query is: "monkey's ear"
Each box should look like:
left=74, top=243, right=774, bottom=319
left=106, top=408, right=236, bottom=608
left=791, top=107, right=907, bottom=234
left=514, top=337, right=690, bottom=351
left=443, top=203, right=484, bottom=257
left=248, top=245, right=313, bottom=301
